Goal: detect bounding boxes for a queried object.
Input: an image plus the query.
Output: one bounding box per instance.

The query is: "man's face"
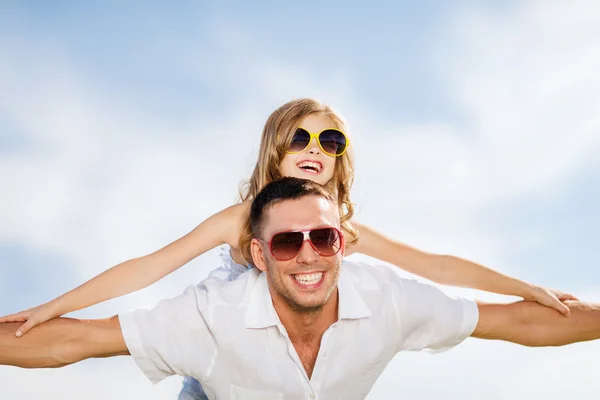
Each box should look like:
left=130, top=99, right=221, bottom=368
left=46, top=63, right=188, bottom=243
left=251, top=195, right=342, bottom=313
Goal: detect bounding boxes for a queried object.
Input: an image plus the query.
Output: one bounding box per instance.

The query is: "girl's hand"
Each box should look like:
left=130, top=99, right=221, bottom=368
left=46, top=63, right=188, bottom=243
left=0, top=302, right=59, bottom=337
left=525, top=285, right=579, bottom=317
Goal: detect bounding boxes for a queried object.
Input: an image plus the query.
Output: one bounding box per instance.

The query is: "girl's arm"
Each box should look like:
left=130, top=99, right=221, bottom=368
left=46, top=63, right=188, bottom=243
left=0, top=203, right=249, bottom=337
left=347, top=221, right=577, bottom=316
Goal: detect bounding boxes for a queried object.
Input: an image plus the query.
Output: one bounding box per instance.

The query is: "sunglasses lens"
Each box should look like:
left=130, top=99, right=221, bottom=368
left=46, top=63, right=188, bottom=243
left=318, top=130, right=347, bottom=156
left=288, top=128, right=311, bottom=153
left=270, top=231, right=304, bottom=260
left=309, top=228, right=341, bottom=256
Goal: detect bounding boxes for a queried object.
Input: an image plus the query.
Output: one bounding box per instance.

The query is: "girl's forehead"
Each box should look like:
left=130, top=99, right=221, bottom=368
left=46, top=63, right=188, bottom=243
left=298, top=114, right=337, bottom=132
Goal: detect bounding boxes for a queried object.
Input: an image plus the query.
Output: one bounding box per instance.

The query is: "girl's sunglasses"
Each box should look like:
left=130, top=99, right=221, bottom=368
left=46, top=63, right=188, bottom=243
left=262, top=227, right=344, bottom=261
left=287, top=128, right=349, bottom=157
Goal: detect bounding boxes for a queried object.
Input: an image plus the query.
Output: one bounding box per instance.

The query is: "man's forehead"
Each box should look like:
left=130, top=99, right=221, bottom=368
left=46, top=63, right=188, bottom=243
left=265, top=196, right=338, bottom=233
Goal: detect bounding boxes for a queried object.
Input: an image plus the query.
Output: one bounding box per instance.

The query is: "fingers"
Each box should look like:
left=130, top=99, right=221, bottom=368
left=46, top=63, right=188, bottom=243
left=559, top=293, right=579, bottom=301
left=0, top=314, right=28, bottom=323
left=554, top=300, right=571, bottom=317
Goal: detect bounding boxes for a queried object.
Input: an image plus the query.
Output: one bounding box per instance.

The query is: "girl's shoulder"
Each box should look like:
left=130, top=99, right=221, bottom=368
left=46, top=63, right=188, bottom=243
left=215, top=201, right=250, bottom=249
left=212, top=201, right=250, bottom=227
left=220, top=201, right=250, bottom=218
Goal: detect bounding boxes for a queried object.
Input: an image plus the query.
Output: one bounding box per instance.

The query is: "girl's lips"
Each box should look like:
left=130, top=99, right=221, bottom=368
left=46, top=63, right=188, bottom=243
left=297, top=167, right=320, bottom=175
left=296, top=160, right=323, bottom=173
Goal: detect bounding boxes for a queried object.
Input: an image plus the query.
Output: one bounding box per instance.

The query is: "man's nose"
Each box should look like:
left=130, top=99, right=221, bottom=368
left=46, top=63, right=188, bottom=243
left=296, top=240, right=319, bottom=264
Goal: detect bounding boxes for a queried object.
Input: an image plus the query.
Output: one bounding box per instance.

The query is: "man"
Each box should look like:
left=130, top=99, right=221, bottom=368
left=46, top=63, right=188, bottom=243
left=1, top=177, right=599, bottom=399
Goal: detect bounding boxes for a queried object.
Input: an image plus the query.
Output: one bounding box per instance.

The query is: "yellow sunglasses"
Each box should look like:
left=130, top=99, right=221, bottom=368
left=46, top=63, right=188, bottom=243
left=285, top=127, right=349, bottom=157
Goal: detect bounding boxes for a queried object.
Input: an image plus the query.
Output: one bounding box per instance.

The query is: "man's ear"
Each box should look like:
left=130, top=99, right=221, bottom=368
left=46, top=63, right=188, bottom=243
left=251, top=238, right=267, bottom=272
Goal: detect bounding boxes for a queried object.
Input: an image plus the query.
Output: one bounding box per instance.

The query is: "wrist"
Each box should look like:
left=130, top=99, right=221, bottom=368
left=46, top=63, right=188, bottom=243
left=47, top=298, right=65, bottom=317
left=515, top=281, right=536, bottom=299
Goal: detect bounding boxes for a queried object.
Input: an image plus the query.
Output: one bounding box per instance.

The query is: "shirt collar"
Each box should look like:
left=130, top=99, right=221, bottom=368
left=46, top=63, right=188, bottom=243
left=244, top=268, right=371, bottom=329
left=244, top=271, right=281, bottom=329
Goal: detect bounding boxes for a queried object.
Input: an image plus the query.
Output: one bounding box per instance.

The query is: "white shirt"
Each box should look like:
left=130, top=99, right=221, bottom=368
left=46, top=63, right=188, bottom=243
left=119, top=261, right=479, bottom=399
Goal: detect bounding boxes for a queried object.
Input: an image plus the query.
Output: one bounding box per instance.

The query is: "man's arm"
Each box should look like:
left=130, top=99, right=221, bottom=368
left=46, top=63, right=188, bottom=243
left=0, top=316, right=129, bottom=368
left=473, top=300, right=600, bottom=346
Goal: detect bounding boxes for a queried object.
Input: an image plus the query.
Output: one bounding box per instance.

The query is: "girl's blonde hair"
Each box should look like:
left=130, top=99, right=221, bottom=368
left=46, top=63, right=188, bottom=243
left=239, top=98, right=358, bottom=264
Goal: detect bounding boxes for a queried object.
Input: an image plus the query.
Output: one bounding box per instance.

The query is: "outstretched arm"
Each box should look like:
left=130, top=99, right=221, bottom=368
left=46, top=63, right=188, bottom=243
left=348, top=221, right=575, bottom=315
left=473, top=300, right=600, bottom=346
left=0, top=202, right=248, bottom=337
left=0, top=317, right=128, bottom=368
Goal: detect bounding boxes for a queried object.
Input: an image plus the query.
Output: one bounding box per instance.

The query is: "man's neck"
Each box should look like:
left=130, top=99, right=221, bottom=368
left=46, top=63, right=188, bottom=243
left=271, top=289, right=339, bottom=379
left=273, top=290, right=339, bottom=343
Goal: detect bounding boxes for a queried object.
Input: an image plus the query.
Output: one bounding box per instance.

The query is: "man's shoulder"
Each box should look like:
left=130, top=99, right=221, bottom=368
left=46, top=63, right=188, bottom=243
left=341, top=259, right=444, bottom=300
left=341, top=259, right=404, bottom=288
left=196, top=267, right=261, bottom=308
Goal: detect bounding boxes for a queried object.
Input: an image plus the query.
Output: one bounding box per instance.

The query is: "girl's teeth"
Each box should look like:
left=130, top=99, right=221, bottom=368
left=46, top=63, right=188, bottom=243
left=297, top=161, right=321, bottom=172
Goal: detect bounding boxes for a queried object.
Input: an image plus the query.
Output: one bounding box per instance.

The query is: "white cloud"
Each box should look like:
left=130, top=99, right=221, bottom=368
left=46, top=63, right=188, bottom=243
left=435, top=1, right=600, bottom=198
left=369, top=337, right=600, bottom=399
left=1, top=359, right=183, bottom=400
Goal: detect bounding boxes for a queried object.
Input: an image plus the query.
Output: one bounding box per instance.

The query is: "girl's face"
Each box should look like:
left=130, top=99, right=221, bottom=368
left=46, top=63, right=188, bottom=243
left=279, top=114, right=338, bottom=186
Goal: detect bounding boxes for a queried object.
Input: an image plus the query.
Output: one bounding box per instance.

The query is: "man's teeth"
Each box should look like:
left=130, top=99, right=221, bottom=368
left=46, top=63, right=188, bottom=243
left=297, top=161, right=321, bottom=172
left=293, top=272, right=323, bottom=285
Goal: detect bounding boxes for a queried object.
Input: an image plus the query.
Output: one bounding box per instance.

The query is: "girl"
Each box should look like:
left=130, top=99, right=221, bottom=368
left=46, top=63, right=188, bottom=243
left=1, top=98, right=575, bottom=400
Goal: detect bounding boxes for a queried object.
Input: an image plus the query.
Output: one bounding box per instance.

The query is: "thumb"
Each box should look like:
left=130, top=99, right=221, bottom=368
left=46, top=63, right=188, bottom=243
left=15, top=319, right=37, bottom=337
left=556, top=301, right=571, bottom=317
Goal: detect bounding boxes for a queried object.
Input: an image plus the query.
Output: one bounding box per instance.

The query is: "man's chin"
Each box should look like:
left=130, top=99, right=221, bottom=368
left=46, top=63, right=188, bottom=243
left=287, top=299, right=326, bottom=314
left=286, top=289, right=334, bottom=314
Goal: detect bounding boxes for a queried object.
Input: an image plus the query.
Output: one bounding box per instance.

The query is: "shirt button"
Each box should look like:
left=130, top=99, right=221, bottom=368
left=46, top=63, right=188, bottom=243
left=309, top=393, right=316, bottom=399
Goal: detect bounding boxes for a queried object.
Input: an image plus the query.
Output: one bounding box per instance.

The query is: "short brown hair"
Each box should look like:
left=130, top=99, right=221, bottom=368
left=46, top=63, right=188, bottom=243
left=249, top=177, right=336, bottom=242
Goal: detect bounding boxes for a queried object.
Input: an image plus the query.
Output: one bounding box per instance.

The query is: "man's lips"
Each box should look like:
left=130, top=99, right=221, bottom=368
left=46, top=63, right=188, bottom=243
left=290, top=271, right=325, bottom=289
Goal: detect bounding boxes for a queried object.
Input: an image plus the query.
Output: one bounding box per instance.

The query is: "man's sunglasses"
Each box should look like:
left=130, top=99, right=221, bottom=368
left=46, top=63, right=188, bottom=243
left=261, top=227, right=344, bottom=261
left=287, top=128, right=349, bottom=157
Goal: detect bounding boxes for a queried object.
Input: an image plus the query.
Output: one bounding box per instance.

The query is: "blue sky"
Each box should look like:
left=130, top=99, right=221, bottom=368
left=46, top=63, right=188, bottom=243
left=1, top=1, right=600, bottom=399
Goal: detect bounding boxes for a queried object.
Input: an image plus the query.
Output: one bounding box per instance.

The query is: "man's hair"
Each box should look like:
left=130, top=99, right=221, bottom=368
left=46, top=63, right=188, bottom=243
left=250, top=177, right=337, bottom=241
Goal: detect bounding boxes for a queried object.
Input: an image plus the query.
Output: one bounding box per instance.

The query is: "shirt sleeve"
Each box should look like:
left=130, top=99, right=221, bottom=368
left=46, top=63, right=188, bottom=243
left=393, top=277, right=479, bottom=353
left=118, top=284, right=217, bottom=384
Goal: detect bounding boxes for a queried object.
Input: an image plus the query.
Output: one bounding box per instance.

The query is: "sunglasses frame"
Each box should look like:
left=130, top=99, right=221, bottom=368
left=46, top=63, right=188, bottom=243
left=285, top=128, right=350, bottom=157
left=260, top=227, right=344, bottom=261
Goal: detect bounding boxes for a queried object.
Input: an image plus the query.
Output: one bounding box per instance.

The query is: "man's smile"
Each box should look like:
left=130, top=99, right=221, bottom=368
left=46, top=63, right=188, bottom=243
left=290, top=271, right=326, bottom=289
